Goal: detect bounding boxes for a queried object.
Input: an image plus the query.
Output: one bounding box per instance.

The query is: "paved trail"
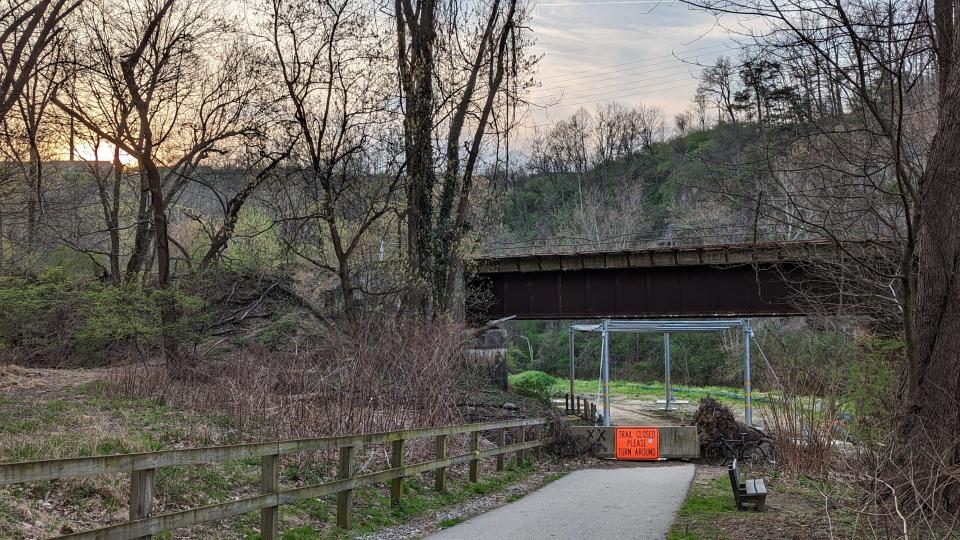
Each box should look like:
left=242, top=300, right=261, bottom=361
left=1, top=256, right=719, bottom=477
left=427, top=464, right=695, bottom=540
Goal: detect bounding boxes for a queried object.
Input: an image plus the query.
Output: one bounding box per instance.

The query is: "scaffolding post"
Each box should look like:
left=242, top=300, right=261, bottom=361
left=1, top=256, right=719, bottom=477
left=602, top=321, right=611, bottom=427
left=743, top=320, right=752, bottom=426
left=568, top=327, right=575, bottom=409
left=664, top=332, right=672, bottom=411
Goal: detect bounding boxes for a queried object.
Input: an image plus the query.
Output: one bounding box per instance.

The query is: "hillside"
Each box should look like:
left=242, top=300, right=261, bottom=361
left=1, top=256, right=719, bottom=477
left=493, top=122, right=764, bottom=250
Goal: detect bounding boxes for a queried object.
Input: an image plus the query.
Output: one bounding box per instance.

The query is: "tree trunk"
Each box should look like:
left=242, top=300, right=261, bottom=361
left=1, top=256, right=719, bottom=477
left=0, top=206, right=4, bottom=271
left=397, top=0, right=437, bottom=315
left=126, top=168, right=153, bottom=279
left=26, top=138, right=40, bottom=246
left=898, top=59, right=960, bottom=509
left=108, top=157, right=122, bottom=281
left=145, top=158, right=179, bottom=363
left=337, top=256, right=355, bottom=324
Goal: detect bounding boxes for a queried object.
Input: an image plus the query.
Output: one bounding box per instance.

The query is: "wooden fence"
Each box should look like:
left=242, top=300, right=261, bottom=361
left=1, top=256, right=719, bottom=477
left=564, top=393, right=598, bottom=423
left=0, top=418, right=553, bottom=540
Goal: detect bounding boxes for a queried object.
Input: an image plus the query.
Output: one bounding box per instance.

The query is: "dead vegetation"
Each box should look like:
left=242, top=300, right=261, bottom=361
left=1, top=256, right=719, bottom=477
left=113, top=316, right=471, bottom=441
left=693, top=397, right=762, bottom=445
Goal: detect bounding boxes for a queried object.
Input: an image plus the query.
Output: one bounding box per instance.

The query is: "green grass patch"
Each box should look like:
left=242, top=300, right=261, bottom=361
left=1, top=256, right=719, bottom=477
left=276, top=462, right=545, bottom=539
left=553, top=379, right=767, bottom=406
left=0, top=382, right=234, bottom=464
left=667, top=477, right=740, bottom=540
left=438, top=516, right=464, bottom=528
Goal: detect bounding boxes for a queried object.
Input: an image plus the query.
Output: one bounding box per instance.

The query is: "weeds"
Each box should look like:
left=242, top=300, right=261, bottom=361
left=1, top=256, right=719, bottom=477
left=112, top=316, right=468, bottom=443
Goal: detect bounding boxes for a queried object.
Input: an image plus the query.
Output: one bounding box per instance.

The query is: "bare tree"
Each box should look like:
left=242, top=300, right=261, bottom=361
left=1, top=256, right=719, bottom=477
left=264, top=0, right=403, bottom=323
left=697, top=56, right=738, bottom=124
left=55, top=0, right=264, bottom=362
left=394, top=0, right=528, bottom=315
left=673, top=111, right=691, bottom=135
left=0, top=0, right=77, bottom=268
left=635, top=103, right=665, bottom=150
left=0, top=0, right=79, bottom=120
left=594, top=102, right=640, bottom=164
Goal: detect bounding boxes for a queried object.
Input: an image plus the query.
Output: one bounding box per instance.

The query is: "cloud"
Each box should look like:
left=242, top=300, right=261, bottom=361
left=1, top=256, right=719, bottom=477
left=521, top=1, right=736, bottom=137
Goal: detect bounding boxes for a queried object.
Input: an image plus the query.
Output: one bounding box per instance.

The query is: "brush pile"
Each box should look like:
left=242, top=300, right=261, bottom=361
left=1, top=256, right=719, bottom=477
left=694, top=397, right=763, bottom=444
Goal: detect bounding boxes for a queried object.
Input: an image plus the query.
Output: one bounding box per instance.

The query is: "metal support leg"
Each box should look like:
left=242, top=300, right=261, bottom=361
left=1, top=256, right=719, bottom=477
left=744, top=321, right=752, bottom=426
left=602, top=321, right=611, bottom=427
left=568, top=327, right=576, bottom=409
left=664, top=332, right=672, bottom=411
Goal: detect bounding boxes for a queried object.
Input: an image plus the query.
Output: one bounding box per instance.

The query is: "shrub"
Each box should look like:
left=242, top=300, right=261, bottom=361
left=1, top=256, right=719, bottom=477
left=114, top=316, right=467, bottom=438
left=509, top=370, right=558, bottom=402
left=0, top=268, right=204, bottom=365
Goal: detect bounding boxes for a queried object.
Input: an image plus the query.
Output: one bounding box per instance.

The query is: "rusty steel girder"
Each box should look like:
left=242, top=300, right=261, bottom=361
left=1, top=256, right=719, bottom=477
left=468, top=263, right=805, bottom=320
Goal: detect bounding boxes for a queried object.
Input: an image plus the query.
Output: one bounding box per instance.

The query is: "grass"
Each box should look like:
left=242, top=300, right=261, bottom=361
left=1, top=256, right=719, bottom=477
left=551, top=378, right=768, bottom=406
left=0, top=381, right=233, bottom=464
left=438, top=516, right=464, bottom=528
left=667, top=477, right=738, bottom=539
left=268, top=462, right=543, bottom=539
left=667, top=471, right=860, bottom=539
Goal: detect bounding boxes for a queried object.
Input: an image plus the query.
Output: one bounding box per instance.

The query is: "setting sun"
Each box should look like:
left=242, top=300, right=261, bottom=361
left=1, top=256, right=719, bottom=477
left=71, top=142, right=138, bottom=166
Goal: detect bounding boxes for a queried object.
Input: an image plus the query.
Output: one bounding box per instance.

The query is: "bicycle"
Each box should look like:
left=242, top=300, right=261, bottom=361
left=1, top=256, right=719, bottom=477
left=703, top=433, right=769, bottom=467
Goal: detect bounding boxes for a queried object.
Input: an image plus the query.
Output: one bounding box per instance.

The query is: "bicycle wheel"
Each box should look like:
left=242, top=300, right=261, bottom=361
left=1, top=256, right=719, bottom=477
left=739, top=443, right=766, bottom=467
left=704, top=443, right=728, bottom=466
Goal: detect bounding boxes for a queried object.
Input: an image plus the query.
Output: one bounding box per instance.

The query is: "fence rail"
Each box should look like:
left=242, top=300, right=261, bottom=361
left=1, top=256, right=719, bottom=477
left=0, top=417, right=554, bottom=540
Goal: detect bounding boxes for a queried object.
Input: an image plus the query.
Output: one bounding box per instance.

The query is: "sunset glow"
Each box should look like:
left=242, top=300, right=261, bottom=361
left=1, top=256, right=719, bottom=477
left=72, top=142, right=138, bottom=166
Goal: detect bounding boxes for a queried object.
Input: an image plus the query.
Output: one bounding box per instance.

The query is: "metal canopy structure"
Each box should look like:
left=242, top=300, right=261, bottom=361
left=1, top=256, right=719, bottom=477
left=568, top=319, right=754, bottom=427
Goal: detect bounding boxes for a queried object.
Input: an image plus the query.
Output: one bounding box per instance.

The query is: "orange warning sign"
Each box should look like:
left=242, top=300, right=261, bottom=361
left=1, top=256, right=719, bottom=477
left=615, top=427, right=660, bottom=460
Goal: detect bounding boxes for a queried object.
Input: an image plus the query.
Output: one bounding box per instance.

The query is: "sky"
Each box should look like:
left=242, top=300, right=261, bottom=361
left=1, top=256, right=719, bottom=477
left=56, top=0, right=743, bottom=162
left=522, top=0, right=739, bottom=136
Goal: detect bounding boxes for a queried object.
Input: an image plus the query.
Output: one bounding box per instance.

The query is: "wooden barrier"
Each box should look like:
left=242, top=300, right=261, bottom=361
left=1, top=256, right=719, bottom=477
left=568, top=425, right=699, bottom=459
left=565, top=393, right=599, bottom=424
left=0, top=418, right=553, bottom=539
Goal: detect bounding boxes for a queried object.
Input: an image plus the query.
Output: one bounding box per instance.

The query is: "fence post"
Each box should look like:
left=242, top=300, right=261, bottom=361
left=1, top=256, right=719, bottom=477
left=391, top=439, right=404, bottom=507
left=576, top=396, right=582, bottom=416
left=533, top=425, right=542, bottom=461
left=434, top=434, right=447, bottom=491
left=590, top=402, right=597, bottom=422
left=337, top=446, right=354, bottom=529
left=496, top=427, right=506, bottom=472
left=129, top=468, right=156, bottom=540
left=565, top=393, right=571, bottom=414
left=516, top=426, right=526, bottom=467
left=469, top=431, right=480, bottom=483
left=260, top=454, right=280, bottom=540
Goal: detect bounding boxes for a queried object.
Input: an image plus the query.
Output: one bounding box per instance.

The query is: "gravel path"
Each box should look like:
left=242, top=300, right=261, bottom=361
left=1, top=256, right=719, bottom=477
left=425, top=464, right=695, bottom=540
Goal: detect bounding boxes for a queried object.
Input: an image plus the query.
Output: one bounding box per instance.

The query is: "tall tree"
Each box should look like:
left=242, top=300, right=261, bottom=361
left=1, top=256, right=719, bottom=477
left=264, top=0, right=403, bottom=323
left=395, top=0, right=527, bottom=315
left=697, top=56, right=738, bottom=124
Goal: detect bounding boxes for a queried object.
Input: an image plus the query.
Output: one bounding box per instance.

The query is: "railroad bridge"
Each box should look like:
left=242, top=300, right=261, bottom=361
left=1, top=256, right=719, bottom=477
left=467, top=240, right=840, bottom=320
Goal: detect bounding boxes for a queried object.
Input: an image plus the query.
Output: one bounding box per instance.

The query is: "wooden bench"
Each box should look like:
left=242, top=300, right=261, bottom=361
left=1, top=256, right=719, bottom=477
left=728, top=458, right=767, bottom=511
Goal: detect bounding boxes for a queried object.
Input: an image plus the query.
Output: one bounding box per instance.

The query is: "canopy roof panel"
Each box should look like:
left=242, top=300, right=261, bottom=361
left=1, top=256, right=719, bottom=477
left=570, top=319, right=749, bottom=333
